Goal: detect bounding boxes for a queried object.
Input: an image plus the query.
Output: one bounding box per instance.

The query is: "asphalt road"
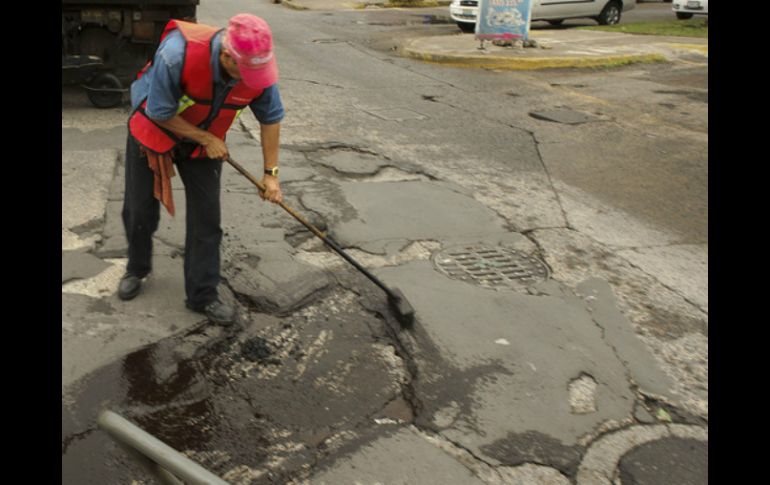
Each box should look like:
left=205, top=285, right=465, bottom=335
left=288, top=1, right=707, bottom=243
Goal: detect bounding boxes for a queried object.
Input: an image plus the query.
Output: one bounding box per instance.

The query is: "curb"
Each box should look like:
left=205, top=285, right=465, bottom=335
left=661, top=42, right=708, bottom=55
left=281, top=0, right=310, bottom=10
left=401, top=47, right=668, bottom=70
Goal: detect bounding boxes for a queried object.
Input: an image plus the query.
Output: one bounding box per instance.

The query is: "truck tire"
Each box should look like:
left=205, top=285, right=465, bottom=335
left=86, top=72, right=124, bottom=109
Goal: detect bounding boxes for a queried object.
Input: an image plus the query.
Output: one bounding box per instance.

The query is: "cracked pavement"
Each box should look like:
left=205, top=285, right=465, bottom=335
left=62, top=2, right=706, bottom=484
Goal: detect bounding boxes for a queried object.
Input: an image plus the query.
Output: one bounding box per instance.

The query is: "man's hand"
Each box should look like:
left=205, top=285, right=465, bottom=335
left=260, top=176, right=283, bottom=203
left=202, top=135, right=229, bottom=160
left=154, top=116, right=229, bottom=160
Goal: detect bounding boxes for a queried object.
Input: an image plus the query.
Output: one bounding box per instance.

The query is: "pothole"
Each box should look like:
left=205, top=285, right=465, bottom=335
left=310, top=38, right=344, bottom=44
left=303, top=147, right=430, bottom=183
left=432, top=245, right=550, bottom=290
left=569, top=374, right=598, bottom=414
left=358, top=167, right=431, bottom=183
left=311, top=148, right=387, bottom=176
left=295, top=240, right=441, bottom=270
left=529, top=109, right=601, bottom=125
left=551, top=83, right=587, bottom=88
left=241, top=337, right=279, bottom=365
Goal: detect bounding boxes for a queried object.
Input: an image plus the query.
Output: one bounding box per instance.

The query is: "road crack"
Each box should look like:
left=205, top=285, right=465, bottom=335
left=282, top=77, right=346, bottom=89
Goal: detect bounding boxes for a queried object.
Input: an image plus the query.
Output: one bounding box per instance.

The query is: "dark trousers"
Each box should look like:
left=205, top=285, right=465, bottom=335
left=122, top=135, right=223, bottom=309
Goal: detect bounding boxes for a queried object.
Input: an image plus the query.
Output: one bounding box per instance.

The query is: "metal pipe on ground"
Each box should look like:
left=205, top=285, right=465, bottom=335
left=225, top=156, right=416, bottom=328
left=97, top=410, right=229, bottom=485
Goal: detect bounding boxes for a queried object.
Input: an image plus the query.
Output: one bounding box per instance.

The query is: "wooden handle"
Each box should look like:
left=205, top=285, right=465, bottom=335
left=224, top=157, right=327, bottom=240
left=225, top=156, right=394, bottom=296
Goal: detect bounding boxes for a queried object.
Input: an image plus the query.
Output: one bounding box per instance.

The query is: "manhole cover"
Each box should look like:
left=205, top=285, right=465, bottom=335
left=433, top=245, right=550, bottom=290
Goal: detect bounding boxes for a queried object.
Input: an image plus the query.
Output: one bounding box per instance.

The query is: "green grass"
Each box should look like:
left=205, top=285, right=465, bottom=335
left=579, top=18, right=708, bottom=38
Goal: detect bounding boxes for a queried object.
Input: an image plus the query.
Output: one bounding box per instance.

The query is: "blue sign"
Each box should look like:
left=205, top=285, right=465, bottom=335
left=476, top=0, right=533, bottom=40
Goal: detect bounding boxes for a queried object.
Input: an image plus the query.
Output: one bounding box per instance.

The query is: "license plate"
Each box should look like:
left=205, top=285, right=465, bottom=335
left=463, top=9, right=474, bottom=15
left=686, top=1, right=701, bottom=8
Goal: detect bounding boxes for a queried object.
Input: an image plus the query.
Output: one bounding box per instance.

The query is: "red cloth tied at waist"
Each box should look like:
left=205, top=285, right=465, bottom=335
left=141, top=147, right=176, bottom=217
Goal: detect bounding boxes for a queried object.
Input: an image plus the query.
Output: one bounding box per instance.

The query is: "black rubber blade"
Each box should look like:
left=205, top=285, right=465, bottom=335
left=388, top=287, right=415, bottom=328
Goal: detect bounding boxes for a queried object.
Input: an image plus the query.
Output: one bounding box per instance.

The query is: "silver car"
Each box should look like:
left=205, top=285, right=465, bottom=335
left=672, top=0, right=708, bottom=19
left=449, top=0, right=638, bottom=33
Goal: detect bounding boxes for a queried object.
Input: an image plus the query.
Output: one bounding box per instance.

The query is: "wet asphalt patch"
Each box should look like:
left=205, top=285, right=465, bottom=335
left=480, top=430, right=584, bottom=477
left=61, top=281, right=409, bottom=484
left=62, top=255, right=528, bottom=483
left=240, top=336, right=279, bottom=364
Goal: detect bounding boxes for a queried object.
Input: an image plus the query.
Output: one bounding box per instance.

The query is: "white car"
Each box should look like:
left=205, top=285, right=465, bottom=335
left=672, top=0, right=707, bottom=19
left=449, top=0, right=637, bottom=33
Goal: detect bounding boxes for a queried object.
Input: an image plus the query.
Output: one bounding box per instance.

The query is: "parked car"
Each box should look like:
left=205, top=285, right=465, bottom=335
left=449, top=0, right=637, bottom=33
left=672, top=0, right=707, bottom=19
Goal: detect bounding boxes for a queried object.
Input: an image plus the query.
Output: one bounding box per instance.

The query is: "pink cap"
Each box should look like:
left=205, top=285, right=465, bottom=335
left=222, top=14, right=278, bottom=89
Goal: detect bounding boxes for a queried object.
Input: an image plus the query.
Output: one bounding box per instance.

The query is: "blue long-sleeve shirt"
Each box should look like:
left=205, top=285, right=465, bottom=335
left=130, top=29, right=285, bottom=125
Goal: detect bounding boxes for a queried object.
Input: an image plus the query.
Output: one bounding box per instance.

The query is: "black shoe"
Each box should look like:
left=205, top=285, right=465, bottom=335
left=118, top=273, right=142, bottom=301
left=187, top=299, right=235, bottom=326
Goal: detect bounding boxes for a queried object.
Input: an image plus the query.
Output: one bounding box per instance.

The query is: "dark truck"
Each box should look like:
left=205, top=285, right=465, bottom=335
left=62, top=0, right=199, bottom=107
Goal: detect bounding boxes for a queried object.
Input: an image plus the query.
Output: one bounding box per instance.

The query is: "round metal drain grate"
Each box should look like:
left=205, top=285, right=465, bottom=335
left=432, top=245, right=550, bottom=290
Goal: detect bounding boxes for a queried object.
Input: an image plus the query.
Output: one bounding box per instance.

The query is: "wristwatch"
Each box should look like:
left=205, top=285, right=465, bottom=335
left=264, top=167, right=279, bottom=177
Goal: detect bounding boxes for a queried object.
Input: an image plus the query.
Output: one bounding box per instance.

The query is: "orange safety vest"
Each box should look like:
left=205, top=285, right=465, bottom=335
left=128, top=20, right=264, bottom=158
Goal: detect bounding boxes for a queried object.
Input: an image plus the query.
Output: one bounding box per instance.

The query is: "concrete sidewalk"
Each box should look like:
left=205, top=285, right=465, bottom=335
left=280, top=0, right=707, bottom=69
left=402, top=28, right=707, bottom=69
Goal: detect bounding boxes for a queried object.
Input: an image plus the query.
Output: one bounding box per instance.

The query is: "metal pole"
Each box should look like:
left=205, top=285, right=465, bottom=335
left=98, top=410, right=230, bottom=485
